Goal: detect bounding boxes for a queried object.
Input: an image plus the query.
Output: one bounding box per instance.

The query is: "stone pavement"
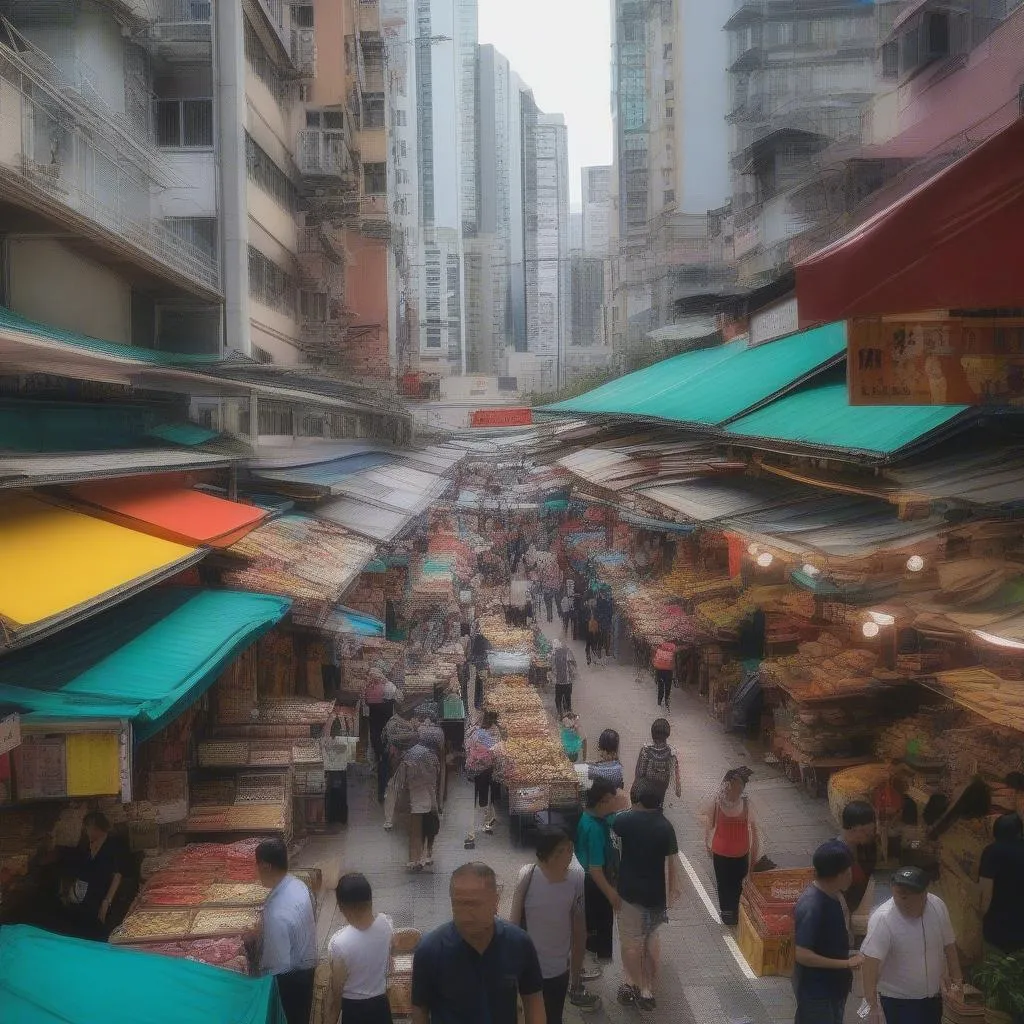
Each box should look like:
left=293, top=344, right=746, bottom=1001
left=293, top=621, right=847, bottom=1024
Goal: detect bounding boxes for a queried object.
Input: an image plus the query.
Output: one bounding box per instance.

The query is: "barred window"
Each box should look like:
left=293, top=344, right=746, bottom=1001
left=155, top=99, right=213, bottom=148
left=164, top=217, right=218, bottom=261
left=248, top=246, right=296, bottom=315
left=246, top=134, right=297, bottom=211
left=244, top=19, right=291, bottom=110
left=363, top=161, right=386, bottom=194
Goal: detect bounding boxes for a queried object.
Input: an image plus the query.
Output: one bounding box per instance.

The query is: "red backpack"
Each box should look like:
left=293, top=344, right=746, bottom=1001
left=653, top=644, right=676, bottom=671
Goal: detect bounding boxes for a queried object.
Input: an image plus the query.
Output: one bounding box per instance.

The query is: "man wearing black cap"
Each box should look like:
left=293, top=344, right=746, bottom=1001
left=861, top=867, right=962, bottom=1024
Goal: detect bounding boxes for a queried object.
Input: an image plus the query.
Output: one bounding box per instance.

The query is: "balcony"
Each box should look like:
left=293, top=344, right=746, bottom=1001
left=725, top=0, right=763, bottom=30
left=145, top=0, right=213, bottom=61
left=299, top=320, right=349, bottom=362
left=297, top=129, right=355, bottom=179
left=358, top=194, right=390, bottom=239
left=290, top=26, right=316, bottom=78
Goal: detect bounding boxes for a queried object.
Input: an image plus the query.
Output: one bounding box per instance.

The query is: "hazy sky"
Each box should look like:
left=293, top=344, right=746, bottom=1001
left=478, top=0, right=613, bottom=205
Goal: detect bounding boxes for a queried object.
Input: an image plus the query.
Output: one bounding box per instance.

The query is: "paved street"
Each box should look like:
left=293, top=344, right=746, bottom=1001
left=296, top=621, right=844, bottom=1024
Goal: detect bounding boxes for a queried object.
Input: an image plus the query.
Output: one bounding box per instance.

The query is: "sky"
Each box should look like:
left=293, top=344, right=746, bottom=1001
left=478, top=0, right=613, bottom=205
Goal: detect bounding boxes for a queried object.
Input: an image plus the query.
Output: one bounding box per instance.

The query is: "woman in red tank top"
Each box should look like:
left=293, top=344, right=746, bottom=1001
left=704, top=767, right=759, bottom=925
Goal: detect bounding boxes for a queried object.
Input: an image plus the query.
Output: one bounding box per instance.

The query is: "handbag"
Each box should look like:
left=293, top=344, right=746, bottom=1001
left=517, top=864, right=537, bottom=930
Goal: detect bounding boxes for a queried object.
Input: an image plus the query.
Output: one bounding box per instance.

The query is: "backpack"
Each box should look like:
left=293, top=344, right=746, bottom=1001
left=464, top=731, right=495, bottom=778
left=641, top=744, right=674, bottom=787
left=588, top=615, right=599, bottom=635
left=653, top=644, right=675, bottom=671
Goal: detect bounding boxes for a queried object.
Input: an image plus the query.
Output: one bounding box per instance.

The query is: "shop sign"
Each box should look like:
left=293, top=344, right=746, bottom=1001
left=749, top=298, right=799, bottom=348
left=119, top=726, right=133, bottom=804
left=0, top=714, right=19, bottom=756
left=849, top=316, right=1024, bottom=405
left=470, top=407, right=533, bottom=428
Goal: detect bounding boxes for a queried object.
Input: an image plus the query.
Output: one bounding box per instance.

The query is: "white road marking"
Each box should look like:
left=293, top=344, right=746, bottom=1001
left=723, top=932, right=759, bottom=981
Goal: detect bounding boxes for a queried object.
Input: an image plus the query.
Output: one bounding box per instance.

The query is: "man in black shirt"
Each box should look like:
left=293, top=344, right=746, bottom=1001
left=837, top=800, right=878, bottom=936
left=612, top=779, right=682, bottom=1011
left=411, top=862, right=545, bottom=1024
left=793, top=841, right=862, bottom=1024
left=979, top=812, right=1024, bottom=954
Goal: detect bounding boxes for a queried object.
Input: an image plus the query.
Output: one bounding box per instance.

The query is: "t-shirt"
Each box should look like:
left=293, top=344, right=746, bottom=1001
left=260, top=874, right=318, bottom=976
left=588, top=759, right=624, bottom=791
left=328, top=914, right=393, bottom=1002
left=979, top=840, right=1024, bottom=952
left=411, top=919, right=543, bottom=1024
left=613, top=810, right=679, bottom=911
left=575, top=811, right=615, bottom=872
left=792, top=884, right=852, bottom=1000
left=70, top=836, right=128, bottom=913
left=515, top=859, right=585, bottom=979
left=861, top=895, right=956, bottom=999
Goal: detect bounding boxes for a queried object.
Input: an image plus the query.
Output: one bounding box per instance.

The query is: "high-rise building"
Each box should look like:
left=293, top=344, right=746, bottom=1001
left=457, top=0, right=480, bottom=239
left=581, top=166, right=614, bottom=257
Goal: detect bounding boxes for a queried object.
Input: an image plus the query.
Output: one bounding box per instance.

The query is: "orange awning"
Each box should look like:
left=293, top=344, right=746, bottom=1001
left=67, top=478, right=268, bottom=548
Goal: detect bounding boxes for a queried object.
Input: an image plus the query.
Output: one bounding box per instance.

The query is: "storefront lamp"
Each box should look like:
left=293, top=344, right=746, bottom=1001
left=756, top=551, right=774, bottom=568
left=802, top=564, right=820, bottom=577
left=906, top=555, right=925, bottom=572
left=862, top=621, right=880, bottom=638
left=867, top=611, right=896, bottom=627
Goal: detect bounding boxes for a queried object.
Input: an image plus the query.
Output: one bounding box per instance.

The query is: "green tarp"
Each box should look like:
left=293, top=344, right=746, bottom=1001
left=0, top=588, right=291, bottom=739
left=724, top=382, right=968, bottom=458
left=0, top=925, right=285, bottom=1024
left=538, top=322, right=847, bottom=425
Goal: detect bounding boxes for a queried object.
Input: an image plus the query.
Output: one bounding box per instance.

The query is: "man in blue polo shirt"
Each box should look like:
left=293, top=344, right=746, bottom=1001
left=412, top=862, right=546, bottom=1024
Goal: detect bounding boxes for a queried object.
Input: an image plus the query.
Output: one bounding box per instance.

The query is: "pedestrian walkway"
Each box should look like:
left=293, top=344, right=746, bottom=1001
left=293, top=621, right=846, bottom=1024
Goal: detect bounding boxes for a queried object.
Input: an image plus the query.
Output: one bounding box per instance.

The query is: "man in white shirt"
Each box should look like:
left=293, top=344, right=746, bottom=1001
left=861, top=867, right=963, bottom=1024
left=256, top=838, right=318, bottom=1024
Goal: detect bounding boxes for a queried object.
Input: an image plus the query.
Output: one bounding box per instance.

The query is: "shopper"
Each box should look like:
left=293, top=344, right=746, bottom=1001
left=551, top=638, right=577, bottom=717
left=633, top=718, right=682, bottom=811
left=587, top=728, right=625, bottom=790
left=560, top=590, right=575, bottom=638
left=837, top=799, right=878, bottom=936
left=323, top=699, right=356, bottom=827
left=411, top=862, right=545, bottom=1024
left=469, top=626, right=490, bottom=709
left=612, top=778, right=682, bottom=1011
left=510, top=827, right=602, bottom=1022
left=704, top=767, right=758, bottom=925
left=979, top=812, right=1024, bottom=954
left=388, top=740, right=441, bottom=871
left=560, top=713, right=586, bottom=764
left=792, top=841, right=861, bottom=1024
left=595, top=588, right=614, bottom=660
left=861, top=867, right=962, bottom=1024
left=256, top=839, right=317, bottom=1024
left=60, top=811, right=126, bottom=940
left=464, top=710, right=502, bottom=849
left=651, top=640, right=676, bottom=710
left=583, top=593, right=601, bottom=666
left=381, top=709, right=417, bottom=826
left=574, top=777, right=626, bottom=975
left=417, top=712, right=447, bottom=815
left=327, top=873, right=394, bottom=1024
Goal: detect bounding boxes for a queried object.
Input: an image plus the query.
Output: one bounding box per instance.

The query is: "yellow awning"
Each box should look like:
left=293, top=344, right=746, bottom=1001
left=0, top=495, right=199, bottom=637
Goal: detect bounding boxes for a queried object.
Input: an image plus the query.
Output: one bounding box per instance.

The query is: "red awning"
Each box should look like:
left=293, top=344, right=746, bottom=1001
left=796, top=116, right=1024, bottom=326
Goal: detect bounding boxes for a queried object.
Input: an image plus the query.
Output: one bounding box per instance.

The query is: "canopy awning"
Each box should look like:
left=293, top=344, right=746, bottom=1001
left=322, top=606, right=385, bottom=638
left=0, top=495, right=203, bottom=648
left=0, top=925, right=285, bottom=1024
left=221, top=515, right=376, bottom=605
left=251, top=452, right=396, bottom=494
left=640, top=476, right=816, bottom=523
left=0, top=589, right=290, bottom=738
left=887, top=446, right=1024, bottom=507
left=315, top=497, right=415, bottom=543
left=538, top=322, right=846, bottom=425
left=796, top=117, right=1024, bottom=324
left=67, top=479, right=269, bottom=548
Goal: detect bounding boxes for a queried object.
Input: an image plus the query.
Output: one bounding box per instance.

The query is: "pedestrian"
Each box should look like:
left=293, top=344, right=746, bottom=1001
left=979, top=812, right=1024, bottom=955
left=322, top=699, right=357, bottom=827
left=792, top=841, right=861, bottom=1024
left=417, top=711, right=447, bottom=814
left=704, top=766, right=758, bottom=926
left=388, top=740, right=441, bottom=871
left=543, top=567, right=562, bottom=625
left=560, top=590, right=575, bottom=638
left=651, top=639, right=676, bottom=710
left=633, top=718, right=682, bottom=811
left=583, top=593, right=600, bottom=666
left=612, top=778, right=683, bottom=1011
left=464, top=710, right=502, bottom=849
left=551, top=638, right=577, bottom=717
left=381, top=709, right=417, bottom=828
left=510, top=827, right=602, bottom=1022
left=255, top=839, right=317, bottom=1024
left=837, top=800, right=878, bottom=938
left=469, top=626, right=489, bottom=709
left=411, top=862, right=546, bottom=1024
left=574, top=776, right=627, bottom=977
left=595, top=588, right=614, bottom=660
left=366, top=668, right=399, bottom=804
left=587, top=728, right=624, bottom=791
left=59, top=811, right=126, bottom=941
left=861, top=867, right=962, bottom=1024
left=560, top=712, right=586, bottom=764
left=327, top=873, right=394, bottom=1024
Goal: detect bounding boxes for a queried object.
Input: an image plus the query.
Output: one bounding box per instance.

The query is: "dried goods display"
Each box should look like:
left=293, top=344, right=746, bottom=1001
left=204, top=883, right=270, bottom=906
left=763, top=635, right=878, bottom=701
left=478, top=615, right=535, bottom=653
left=110, top=909, right=192, bottom=944
left=197, top=742, right=248, bottom=768
left=190, top=908, right=260, bottom=937
left=141, top=884, right=208, bottom=907
left=128, top=937, right=250, bottom=974
left=930, top=669, right=1024, bottom=732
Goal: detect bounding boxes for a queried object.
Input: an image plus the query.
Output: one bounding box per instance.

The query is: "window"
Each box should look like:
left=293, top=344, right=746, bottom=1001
left=425, top=325, right=442, bottom=348
left=665, top=105, right=674, bottom=120
left=155, top=99, right=213, bottom=148
left=664, top=80, right=674, bottom=96
left=244, top=20, right=290, bottom=110
left=663, top=42, right=672, bottom=59
left=306, top=110, right=345, bottom=130
left=881, top=40, right=899, bottom=79
left=300, top=289, right=328, bottom=321
left=291, top=4, right=313, bottom=27
left=363, top=161, right=386, bottom=194
left=394, top=109, right=407, bottom=127
left=924, top=11, right=949, bottom=56
left=246, top=134, right=297, bottom=210
left=253, top=345, right=274, bottom=364
left=164, top=217, right=218, bottom=260
left=362, top=93, right=385, bottom=129
left=663, top=189, right=675, bottom=204
left=248, top=246, right=296, bottom=315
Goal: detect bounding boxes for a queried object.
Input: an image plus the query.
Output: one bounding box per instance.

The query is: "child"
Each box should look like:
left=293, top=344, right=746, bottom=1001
left=560, top=713, right=586, bottom=764
left=633, top=718, right=682, bottom=810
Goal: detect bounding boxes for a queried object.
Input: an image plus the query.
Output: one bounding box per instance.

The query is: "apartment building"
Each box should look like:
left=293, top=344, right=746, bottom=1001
left=581, top=165, right=613, bottom=257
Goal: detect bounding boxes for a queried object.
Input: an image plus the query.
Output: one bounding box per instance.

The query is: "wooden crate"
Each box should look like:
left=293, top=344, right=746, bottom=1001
left=737, top=903, right=795, bottom=978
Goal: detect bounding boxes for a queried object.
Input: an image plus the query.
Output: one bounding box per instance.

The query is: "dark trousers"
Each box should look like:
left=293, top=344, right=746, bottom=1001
left=325, top=769, right=348, bottom=825
left=656, top=669, right=673, bottom=706
left=583, top=873, right=614, bottom=960
left=542, top=972, right=571, bottom=1024
left=712, top=852, right=749, bottom=920
left=585, top=633, right=599, bottom=664
left=794, top=995, right=847, bottom=1024
left=555, top=683, right=573, bottom=717
left=341, top=995, right=394, bottom=1024
left=880, top=996, right=943, bottom=1024
left=374, top=746, right=389, bottom=804
left=544, top=592, right=555, bottom=622
left=276, top=967, right=315, bottom=1024
left=561, top=611, right=573, bottom=636
left=473, top=666, right=484, bottom=709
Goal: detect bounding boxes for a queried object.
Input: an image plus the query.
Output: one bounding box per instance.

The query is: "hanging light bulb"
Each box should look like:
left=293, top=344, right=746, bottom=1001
left=756, top=551, right=774, bottom=568
left=862, top=621, right=880, bottom=638
left=906, top=555, right=925, bottom=573
left=802, top=564, right=820, bottom=577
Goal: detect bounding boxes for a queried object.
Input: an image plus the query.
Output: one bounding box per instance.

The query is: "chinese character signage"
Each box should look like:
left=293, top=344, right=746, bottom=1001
left=849, top=317, right=1024, bottom=405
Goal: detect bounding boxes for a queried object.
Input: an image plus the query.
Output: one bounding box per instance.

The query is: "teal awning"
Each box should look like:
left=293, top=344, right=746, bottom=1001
left=0, top=925, right=284, bottom=1024
left=0, top=589, right=291, bottom=739
left=324, top=606, right=385, bottom=637
left=538, top=322, right=847, bottom=425
left=725, top=382, right=969, bottom=460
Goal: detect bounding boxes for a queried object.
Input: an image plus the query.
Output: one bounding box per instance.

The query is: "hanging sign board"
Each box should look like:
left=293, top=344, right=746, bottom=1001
left=470, top=408, right=533, bottom=428
left=14, top=735, right=67, bottom=800
left=849, top=317, right=1024, bottom=405
left=65, top=732, right=121, bottom=797
left=0, top=714, right=20, bottom=756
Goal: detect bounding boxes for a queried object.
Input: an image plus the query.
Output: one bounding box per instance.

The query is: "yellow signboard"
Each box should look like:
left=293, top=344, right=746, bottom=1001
left=65, top=732, right=121, bottom=797
left=849, top=317, right=1024, bottom=406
